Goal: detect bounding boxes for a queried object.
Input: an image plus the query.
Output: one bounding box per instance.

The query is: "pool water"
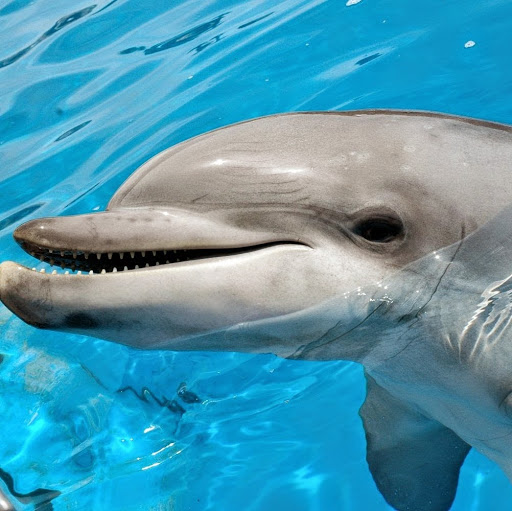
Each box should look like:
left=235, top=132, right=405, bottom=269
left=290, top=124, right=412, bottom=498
left=1, top=0, right=512, bottom=509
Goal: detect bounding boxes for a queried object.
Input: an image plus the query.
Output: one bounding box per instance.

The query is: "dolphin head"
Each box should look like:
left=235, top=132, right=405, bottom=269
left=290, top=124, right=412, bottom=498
left=2, top=110, right=512, bottom=358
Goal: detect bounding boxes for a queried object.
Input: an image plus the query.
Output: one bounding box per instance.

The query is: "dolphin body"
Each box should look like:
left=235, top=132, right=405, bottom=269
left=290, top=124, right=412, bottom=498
left=1, top=110, right=512, bottom=510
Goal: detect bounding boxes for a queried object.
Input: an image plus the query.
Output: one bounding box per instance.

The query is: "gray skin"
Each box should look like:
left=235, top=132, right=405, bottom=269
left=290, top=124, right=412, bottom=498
left=1, top=110, right=512, bottom=510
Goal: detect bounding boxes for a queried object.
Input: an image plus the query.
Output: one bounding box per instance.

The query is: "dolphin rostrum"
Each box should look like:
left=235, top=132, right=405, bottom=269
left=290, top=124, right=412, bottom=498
left=2, top=110, right=512, bottom=510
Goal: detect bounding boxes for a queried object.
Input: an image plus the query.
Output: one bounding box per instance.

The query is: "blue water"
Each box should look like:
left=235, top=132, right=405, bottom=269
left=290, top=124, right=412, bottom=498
left=1, top=0, right=512, bottom=509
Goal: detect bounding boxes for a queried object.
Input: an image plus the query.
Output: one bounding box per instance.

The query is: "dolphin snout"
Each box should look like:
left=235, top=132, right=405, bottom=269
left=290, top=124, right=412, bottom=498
left=13, top=211, right=154, bottom=254
left=0, top=261, right=54, bottom=329
left=14, top=216, right=64, bottom=250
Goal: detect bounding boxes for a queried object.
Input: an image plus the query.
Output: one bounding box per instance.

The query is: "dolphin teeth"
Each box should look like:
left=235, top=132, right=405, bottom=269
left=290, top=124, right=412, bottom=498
left=65, top=271, right=69, bottom=275
left=113, top=267, right=118, bottom=272
left=84, top=253, right=89, bottom=260
left=152, top=251, right=156, bottom=256
left=173, top=250, right=177, bottom=254
left=77, top=271, right=82, bottom=275
left=165, top=260, right=170, bottom=264
left=155, top=262, right=159, bottom=266
left=108, top=253, right=113, bottom=260
left=60, top=251, right=65, bottom=257
left=124, top=266, right=128, bottom=271
left=135, top=264, right=139, bottom=269
left=40, top=268, right=45, bottom=273
left=32, top=267, right=36, bottom=271
left=141, top=251, right=146, bottom=257
left=163, top=250, right=167, bottom=255
left=60, top=262, right=65, bottom=269
left=48, top=249, right=53, bottom=253
left=96, top=253, right=101, bottom=260
left=145, top=263, right=149, bottom=267
left=89, top=270, right=94, bottom=275
left=130, top=252, right=135, bottom=258
left=73, top=251, right=77, bottom=259
left=101, top=269, right=106, bottom=274
left=39, top=256, right=44, bottom=262
left=49, top=259, right=55, bottom=266
left=52, top=270, right=57, bottom=275
left=119, top=253, right=124, bottom=260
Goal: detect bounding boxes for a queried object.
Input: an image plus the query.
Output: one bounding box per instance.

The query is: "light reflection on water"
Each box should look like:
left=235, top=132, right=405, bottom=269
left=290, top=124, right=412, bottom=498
left=1, top=0, right=512, bottom=509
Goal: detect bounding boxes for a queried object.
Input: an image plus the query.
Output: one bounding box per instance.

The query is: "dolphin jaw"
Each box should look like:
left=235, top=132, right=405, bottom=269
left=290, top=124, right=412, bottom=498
left=13, top=239, right=306, bottom=275
left=0, top=242, right=318, bottom=340
left=12, top=211, right=309, bottom=274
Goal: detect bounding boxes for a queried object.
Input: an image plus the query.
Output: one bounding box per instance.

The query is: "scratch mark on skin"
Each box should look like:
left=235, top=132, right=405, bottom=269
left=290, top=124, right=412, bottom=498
left=191, top=193, right=210, bottom=203
left=219, top=169, right=303, bottom=178
left=237, top=179, right=300, bottom=186
left=380, top=318, right=422, bottom=363
left=290, top=319, right=345, bottom=359
left=291, top=196, right=311, bottom=204
left=291, top=302, right=385, bottom=359
left=373, top=225, right=467, bottom=364
left=415, top=224, right=466, bottom=319
left=254, top=188, right=305, bottom=195
left=382, top=236, right=465, bottom=364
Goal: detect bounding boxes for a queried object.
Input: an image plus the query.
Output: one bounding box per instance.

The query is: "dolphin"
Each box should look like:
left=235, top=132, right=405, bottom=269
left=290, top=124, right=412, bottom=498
left=1, top=110, right=512, bottom=510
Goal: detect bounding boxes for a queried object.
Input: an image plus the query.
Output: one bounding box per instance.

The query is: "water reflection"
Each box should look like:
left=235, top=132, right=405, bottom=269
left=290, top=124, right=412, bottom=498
left=1, top=0, right=512, bottom=509
left=0, top=6, right=95, bottom=69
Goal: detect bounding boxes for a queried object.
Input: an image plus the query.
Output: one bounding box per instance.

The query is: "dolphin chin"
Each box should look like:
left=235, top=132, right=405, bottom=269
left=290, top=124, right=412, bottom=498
left=3, top=109, right=512, bottom=511
left=0, top=241, right=326, bottom=353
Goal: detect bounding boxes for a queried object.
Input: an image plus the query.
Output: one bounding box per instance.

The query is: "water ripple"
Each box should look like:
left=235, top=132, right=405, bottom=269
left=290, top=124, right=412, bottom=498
left=0, top=5, right=96, bottom=69
left=0, top=203, right=44, bottom=233
left=1, top=0, right=512, bottom=509
left=118, top=13, right=227, bottom=56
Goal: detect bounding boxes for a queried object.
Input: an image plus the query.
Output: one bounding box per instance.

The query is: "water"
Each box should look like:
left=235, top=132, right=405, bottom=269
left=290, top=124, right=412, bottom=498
left=1, top=0, right=512, bottom=509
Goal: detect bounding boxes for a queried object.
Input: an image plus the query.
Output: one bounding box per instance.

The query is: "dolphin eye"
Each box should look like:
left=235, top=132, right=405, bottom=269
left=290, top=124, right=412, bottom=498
left=353, top=217, right=403, bottom=243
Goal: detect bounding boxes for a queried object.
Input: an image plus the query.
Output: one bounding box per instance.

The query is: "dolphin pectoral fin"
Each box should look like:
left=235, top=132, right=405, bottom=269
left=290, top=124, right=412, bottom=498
left=359, top=374, right=470, bottom=511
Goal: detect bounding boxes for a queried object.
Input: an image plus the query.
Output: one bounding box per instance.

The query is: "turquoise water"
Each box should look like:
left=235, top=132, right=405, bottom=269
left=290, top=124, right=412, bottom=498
left=1, top=0, right=512, bottom=509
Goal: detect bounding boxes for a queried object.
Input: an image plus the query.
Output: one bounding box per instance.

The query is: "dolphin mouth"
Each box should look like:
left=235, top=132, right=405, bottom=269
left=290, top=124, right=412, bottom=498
left=11, top=208, right=310, bottom=276
left=16, top=239, right=299, bottom=274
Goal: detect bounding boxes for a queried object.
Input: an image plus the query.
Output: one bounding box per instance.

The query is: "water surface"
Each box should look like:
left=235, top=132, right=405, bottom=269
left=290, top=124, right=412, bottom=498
left=1, top=0, right=512, bottom=509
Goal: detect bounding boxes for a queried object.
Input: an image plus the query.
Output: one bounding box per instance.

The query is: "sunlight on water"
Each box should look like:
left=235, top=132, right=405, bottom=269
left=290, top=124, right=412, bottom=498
left=1, top=0, right=512, bottom=509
